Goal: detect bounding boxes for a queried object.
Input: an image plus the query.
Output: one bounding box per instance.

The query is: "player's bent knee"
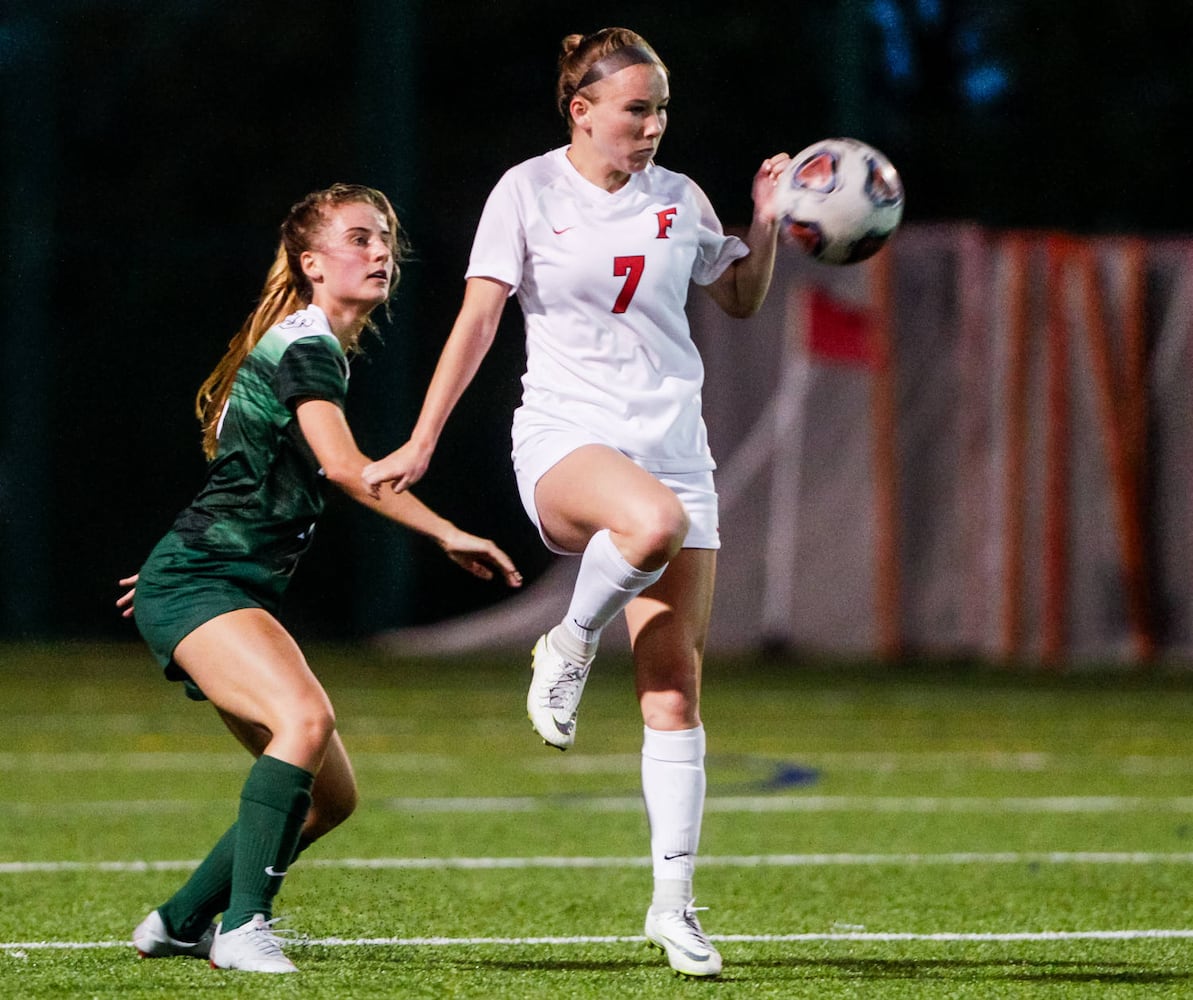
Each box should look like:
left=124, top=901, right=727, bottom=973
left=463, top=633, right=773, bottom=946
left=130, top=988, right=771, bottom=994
left=284, top=702, right=337, bottom=757
left=632, top=496, right=690, bottom=563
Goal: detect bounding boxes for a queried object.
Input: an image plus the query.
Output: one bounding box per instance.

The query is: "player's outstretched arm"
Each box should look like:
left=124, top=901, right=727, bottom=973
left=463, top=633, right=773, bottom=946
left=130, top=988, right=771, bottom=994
left=297, top=398, right=522, bottom=587
left=362, top=276, right=511, bottom=496
left=703, top=152, right=790, bottom=319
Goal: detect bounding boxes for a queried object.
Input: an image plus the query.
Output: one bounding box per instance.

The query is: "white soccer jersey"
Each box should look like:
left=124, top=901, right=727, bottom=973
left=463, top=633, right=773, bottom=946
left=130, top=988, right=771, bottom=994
left=467, top=146, right=748, bottom=473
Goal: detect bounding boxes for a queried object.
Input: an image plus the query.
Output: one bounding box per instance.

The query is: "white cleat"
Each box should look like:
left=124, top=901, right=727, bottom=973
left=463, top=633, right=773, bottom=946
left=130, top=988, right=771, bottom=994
left=133, top=909, right=215, bottom=960
left=209, top=914, right=298, bottom=973
left=644, top=901, right=723, bottom=978
left=527, top=633, right=591, bottom=750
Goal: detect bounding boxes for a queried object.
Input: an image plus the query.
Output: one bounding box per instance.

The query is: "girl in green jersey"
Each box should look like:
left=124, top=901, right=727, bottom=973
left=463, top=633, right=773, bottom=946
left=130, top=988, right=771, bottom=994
left=119, top=184, right=522, bottom=973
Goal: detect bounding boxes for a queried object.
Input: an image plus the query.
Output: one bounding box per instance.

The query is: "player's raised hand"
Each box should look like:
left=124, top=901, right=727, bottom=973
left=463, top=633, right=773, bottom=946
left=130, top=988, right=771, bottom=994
left=751, top=152, right=791, bottom=225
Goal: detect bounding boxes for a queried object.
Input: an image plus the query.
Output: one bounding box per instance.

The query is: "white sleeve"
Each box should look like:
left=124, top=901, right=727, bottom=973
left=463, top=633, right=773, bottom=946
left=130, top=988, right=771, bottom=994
left=465, top=170, right=524, bottom=295
left=690, top=181, right=749, bottom=286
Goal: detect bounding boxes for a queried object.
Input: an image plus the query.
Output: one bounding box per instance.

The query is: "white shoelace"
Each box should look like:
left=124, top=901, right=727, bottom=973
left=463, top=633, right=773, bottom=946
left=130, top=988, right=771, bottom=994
left=655, top=904, right=713, bottom=945
left=547, top=663, right=588, bottom=710
left=247, top=916, right=304, bottom=954
left=680, top=906, right=711, bottom=945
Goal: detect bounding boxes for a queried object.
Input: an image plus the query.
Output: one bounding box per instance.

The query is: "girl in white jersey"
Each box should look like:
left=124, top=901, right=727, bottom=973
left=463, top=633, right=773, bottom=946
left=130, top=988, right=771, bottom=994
left=363, top=28, right=789, bottom=978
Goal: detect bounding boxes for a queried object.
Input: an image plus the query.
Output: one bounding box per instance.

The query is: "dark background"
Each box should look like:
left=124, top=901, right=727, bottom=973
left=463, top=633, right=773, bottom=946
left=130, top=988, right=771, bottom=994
left=3, top=0, right=1192, bottom=644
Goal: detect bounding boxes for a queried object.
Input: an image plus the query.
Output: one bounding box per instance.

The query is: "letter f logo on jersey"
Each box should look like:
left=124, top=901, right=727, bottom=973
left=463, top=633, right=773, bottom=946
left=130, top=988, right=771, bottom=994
left=655, top=206, right=677, bottom=239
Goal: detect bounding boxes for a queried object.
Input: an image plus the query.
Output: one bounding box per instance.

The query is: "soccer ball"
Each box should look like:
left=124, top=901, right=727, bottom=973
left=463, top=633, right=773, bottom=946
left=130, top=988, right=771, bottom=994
left=775, top=137, right=904, bottom=265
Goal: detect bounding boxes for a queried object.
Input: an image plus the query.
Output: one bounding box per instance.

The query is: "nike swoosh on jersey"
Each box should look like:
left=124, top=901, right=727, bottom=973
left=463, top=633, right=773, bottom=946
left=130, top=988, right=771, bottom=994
left=552, top=226, right=575, bottom=235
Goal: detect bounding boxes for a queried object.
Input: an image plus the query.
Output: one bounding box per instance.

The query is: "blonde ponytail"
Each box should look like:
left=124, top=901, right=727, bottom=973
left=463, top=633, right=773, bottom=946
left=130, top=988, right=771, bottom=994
left=195, top=247, right=302, bottom=458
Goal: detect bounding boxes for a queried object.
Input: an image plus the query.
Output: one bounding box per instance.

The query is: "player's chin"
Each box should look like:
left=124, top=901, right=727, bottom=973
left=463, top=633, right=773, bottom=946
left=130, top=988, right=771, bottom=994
left=627, top=149, right=655, bottom=171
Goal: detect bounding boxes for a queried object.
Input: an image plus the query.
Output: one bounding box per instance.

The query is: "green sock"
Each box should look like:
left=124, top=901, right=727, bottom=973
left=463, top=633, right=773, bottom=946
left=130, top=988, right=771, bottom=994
left=158, top=822, right=238, bottom=942
left=156, top=825, right=318, bottom=941
left=222, top=754, right=314, bottom=932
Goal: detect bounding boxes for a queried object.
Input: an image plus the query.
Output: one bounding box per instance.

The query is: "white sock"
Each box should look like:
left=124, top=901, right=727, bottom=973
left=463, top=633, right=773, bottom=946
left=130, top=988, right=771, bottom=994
left=563, top=529, right=665, bottom=648
left=651, top=877, right=692, bottom=913
left=642, top=725, right=706, bottom=907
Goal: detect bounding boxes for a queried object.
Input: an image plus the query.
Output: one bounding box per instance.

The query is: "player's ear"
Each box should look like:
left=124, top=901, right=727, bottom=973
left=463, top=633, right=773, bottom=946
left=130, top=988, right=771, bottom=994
left=569, top=95, right=591, bottom=131
left=300, top=250, right=322, bottom=283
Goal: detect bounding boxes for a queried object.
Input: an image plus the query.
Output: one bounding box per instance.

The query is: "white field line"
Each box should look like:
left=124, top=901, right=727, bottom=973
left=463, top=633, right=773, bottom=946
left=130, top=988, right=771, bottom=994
left=533, top=752, right=1193, bottom=776
left=396, top=795, right=1193, bottom=814
left=9, top=750, right=1193, bottom=775
left=0, top=752, right=456, bottom=773
left=6, top=929, right=1193, bottom=952
left=10, top=794, right=1193, bottom=818
left=8, top=851, right=1193, bottom=875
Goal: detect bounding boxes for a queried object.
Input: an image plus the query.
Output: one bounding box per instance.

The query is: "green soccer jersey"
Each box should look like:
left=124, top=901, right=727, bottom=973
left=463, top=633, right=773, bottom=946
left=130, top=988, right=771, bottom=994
left=170, top=304, right=349, bottom=578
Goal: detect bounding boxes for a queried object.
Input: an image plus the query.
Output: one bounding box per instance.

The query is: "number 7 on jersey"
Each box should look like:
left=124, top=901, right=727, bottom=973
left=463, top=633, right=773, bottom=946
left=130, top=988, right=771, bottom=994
left=612, top=255, right=645, bottom=314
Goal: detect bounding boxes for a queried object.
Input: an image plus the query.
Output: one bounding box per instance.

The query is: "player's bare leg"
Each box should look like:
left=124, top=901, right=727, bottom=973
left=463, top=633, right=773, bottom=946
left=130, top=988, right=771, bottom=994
left=166, top=611, right=335, bottom=972
left=527, top=447, right=687, bottom=748
left=627, top=550, right=722, bottom=977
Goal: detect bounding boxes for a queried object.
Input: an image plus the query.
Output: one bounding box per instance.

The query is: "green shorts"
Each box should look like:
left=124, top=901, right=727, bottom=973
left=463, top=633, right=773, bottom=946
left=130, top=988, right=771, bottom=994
left=134, top=532, right=289, bottom=701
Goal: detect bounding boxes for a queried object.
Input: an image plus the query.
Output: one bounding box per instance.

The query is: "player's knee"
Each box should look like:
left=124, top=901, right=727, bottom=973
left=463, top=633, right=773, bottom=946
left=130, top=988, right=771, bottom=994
left=632, top=494, right=689, bottom=565
left=287, top=701, right=337, bottom=757
left=640, top=687, right=699, bottom=730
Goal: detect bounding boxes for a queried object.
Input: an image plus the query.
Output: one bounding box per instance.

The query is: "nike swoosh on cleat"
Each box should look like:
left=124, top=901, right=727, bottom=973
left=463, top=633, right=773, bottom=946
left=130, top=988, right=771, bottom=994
left=553, top=717, right=574, bottom=736
left=659, top=935, right=710, bottom=962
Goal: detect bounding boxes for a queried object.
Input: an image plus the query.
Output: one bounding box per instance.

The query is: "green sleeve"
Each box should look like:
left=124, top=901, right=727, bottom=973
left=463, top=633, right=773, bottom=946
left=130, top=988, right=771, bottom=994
left=273, top=336, right=348, bottom=411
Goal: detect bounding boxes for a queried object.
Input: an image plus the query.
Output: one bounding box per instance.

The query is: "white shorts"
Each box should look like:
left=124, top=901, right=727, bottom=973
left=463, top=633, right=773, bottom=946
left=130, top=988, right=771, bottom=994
left=512, top=426, right=720, bottom=556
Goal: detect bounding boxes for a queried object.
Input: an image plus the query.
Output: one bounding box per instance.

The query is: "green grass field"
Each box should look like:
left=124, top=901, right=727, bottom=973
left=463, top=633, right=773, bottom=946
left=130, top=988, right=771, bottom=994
left=4, top=641, right=1193, bottom=998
